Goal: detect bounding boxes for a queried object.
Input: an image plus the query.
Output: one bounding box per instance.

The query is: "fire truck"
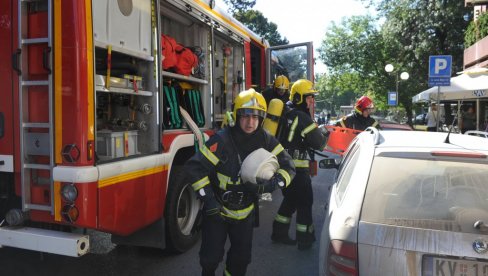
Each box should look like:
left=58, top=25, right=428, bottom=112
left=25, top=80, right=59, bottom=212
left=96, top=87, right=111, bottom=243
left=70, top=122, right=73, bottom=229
left=0, top=0, right=313, bottom=257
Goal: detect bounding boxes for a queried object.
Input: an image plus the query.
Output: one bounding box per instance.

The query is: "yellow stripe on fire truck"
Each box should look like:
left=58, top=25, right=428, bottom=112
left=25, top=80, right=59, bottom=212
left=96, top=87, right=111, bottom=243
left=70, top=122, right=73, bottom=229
left=98, top=166, right=166, bottom=188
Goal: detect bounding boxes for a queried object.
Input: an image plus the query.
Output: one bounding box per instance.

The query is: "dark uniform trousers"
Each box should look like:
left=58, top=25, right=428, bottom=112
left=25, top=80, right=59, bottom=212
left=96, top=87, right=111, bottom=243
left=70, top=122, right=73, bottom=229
left=276, top=169, right=314, bottom=242
left=200, top=212, right=254, bottom=276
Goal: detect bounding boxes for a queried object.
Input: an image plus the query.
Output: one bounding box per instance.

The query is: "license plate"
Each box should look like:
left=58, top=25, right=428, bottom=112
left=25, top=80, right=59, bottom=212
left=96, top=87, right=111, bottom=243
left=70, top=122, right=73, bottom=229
left=423, top=256, right=488, bottom=276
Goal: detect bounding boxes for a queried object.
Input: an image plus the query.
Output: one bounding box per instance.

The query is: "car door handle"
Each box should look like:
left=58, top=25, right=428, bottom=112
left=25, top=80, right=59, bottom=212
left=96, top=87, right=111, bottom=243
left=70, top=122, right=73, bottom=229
left=474, top=220, right=488, bottom=232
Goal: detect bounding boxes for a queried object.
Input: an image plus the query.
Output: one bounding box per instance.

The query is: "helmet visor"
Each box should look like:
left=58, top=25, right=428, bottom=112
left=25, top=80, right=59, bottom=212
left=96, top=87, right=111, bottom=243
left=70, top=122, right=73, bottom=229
left=237, top=108, right=265, bottom=118
left=364, top=103, right=375, bottom=113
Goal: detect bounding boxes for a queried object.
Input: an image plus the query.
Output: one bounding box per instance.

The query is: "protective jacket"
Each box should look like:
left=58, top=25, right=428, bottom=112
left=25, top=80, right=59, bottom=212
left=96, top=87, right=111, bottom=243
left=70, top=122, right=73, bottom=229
left=337, top=112, right=380, bottom=130
left=280, top=105, right=327, bottom=170
left=262, top=87, right=290, bottom=105
left=272, top=102, right=327, bottom=249
left=186, top=126, right=295, bottom=221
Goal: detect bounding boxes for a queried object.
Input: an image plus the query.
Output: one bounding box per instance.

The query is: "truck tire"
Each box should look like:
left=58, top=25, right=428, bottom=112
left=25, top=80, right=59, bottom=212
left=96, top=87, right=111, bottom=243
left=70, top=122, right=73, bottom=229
left=165, top=166, right=201, bottom=253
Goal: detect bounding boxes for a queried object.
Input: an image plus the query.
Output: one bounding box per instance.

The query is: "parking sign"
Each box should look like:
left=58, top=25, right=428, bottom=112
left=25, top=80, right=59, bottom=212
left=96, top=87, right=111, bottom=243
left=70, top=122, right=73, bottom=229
left=428, top=55, right=452, bottom=86
left=387, top=91, right=397, bottom=106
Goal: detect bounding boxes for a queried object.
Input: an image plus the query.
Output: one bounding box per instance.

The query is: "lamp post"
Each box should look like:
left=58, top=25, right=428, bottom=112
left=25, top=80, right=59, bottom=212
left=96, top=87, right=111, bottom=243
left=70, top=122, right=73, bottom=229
left=384, top=64, right=409, bottom=93
left=385, top=64, right=409, bottom=121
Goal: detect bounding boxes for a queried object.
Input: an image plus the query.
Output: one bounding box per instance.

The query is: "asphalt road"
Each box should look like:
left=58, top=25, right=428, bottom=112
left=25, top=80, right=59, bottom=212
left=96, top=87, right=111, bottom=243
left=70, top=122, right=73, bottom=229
left=0, top=167, right=336, bottom=276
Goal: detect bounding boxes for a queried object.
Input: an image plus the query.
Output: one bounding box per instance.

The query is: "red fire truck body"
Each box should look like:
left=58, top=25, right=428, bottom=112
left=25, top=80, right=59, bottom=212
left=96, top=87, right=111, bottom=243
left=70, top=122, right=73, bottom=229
left=0, top=0, right=313, bottom=257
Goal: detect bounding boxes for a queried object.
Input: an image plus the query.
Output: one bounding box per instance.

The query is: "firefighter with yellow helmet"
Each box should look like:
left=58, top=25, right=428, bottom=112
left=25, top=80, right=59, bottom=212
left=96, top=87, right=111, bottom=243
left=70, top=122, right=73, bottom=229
left=263, top=75, right=290, bottom=105
left=185, top=89, right=295, bottom=275
left=271, top=79, right=327, bottom=250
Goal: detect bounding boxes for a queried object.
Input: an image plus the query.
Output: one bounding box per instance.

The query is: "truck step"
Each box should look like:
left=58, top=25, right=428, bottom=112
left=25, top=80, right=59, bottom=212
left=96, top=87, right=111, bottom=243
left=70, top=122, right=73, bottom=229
left=0, top=226, right=89, bottom=257
left=22, top=80, right=49, bottom=86
left=22, top=38, right=49, bottom=45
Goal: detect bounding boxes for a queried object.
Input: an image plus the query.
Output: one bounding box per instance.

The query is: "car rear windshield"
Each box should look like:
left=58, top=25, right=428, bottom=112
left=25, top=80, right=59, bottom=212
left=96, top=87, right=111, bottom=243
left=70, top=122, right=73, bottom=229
left=361, top=156, right=488, bottom=234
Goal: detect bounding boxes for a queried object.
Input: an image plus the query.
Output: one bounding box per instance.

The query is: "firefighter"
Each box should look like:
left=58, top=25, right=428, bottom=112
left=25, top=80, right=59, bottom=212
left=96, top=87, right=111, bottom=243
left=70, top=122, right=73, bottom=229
left=185, top=89, right=295, bottom=276
left=271, top=79, right=328, bottom=250
left=263, top=75, right=290, bottom=105
left=336, top=95, right=380, bottom=130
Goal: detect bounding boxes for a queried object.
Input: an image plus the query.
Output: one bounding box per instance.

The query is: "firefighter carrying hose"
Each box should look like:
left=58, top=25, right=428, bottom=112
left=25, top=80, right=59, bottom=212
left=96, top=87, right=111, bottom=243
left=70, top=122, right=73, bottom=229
left=185, top=89, right=295, bottom=276
left=263, top=75, right=290, bottom=105
left=336, top=95, right=381, bottom=130
left=271, top=79, right=328, bottom=250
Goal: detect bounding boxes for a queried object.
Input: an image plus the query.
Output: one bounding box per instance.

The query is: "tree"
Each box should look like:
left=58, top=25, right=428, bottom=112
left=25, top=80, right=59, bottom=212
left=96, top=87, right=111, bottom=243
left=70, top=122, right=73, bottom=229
left=377, top=0, right=469, bottom=122
left=317, top=16, right=392, bottom=113
left=315, top=72, right=361, bottom=116
left=222, top=0, right=256, bottom=14
left=234, top=10, right=289, bottom=46
left=318, top=0, right=470, bottom=123
left=221, top=1, right=289, bottom=46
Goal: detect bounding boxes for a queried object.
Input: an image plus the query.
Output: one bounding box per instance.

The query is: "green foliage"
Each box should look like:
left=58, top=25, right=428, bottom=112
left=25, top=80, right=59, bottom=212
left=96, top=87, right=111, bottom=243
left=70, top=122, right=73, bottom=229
left=222, top=0, right=256, bottom=14
left=318, top=0, right=469, bottom=123
left=465, top=12, right=488, bottom=48
left=317, top=15, right=390, bottom=112
left=272, top=47, right=307, bottom=80
left=234, top=10, right=289, bottom=46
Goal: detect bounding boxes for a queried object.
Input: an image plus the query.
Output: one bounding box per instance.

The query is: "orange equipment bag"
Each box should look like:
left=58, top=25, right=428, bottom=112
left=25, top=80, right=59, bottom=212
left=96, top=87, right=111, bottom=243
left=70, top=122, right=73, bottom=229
left=162, top=34, right=178, bottom=70
left=175, top=45, right=198, bottom=76
left=323, top=126, right=362, bottom=155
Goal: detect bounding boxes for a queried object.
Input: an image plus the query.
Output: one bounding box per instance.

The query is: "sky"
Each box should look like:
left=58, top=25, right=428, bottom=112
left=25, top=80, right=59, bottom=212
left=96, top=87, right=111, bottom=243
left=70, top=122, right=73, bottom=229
left=254, top=0, right=373, bottom=73
left=217, top=0, right=374, bottom=74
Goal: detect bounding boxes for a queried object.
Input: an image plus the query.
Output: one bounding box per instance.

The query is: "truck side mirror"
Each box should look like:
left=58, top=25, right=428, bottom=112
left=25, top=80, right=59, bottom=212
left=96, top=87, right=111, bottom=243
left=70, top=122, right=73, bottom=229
left=319, top=158, right=340, bottom=170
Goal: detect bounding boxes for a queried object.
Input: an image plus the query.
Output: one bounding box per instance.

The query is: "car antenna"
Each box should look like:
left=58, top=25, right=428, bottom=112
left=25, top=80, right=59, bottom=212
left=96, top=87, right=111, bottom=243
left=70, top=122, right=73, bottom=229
left=444, top=100, right=464, bottom=144
left=444, top=117, right=455, bottom=144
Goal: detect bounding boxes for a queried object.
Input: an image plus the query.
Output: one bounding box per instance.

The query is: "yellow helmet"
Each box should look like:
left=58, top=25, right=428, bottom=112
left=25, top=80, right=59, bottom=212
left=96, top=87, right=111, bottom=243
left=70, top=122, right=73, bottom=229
left=274, top=75, right=290, bottom=90
left=232, top=89, right=267, bottom=121
left=289, top=79, right=317, bottom=104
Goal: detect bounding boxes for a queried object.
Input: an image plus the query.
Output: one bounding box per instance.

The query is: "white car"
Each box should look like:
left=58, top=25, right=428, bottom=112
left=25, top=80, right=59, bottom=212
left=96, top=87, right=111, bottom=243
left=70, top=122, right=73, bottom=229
left=465, top=130, right=488, bottom=138
left=319, top=128, right=488, bottom=276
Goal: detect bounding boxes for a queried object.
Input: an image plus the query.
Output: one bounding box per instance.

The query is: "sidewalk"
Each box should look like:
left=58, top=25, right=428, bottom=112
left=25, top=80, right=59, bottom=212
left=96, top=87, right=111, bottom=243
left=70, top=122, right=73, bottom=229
left=413, top=125, right=427, bottom=131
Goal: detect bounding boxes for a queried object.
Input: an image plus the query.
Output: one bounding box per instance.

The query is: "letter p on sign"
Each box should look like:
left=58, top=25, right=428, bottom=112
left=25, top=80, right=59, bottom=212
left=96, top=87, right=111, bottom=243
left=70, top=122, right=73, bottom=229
left=435, top=59, right=447, bottom=74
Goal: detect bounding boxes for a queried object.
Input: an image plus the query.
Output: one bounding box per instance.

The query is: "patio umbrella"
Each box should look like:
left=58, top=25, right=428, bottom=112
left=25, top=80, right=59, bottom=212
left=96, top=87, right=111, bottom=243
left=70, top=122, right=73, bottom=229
left=412, top=68, right=488, bottom=103
left=412, top=68, right=488, bottom=131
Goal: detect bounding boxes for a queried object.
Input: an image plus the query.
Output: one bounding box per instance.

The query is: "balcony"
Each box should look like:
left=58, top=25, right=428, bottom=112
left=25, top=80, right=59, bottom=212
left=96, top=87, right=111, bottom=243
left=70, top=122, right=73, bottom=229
left=464, top=35, right=488, bottom=69
left=466, top=0, right=488, bottom=6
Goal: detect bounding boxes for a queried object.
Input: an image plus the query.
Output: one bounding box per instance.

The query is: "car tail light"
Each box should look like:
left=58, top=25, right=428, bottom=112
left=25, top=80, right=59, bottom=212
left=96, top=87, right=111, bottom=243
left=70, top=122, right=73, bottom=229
left=327, top=240, right=358, bottom=276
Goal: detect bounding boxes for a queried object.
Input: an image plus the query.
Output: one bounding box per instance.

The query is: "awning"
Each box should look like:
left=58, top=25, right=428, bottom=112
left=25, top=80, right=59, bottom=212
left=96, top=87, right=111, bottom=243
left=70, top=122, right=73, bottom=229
left=412, top=68, right=488, bottom=103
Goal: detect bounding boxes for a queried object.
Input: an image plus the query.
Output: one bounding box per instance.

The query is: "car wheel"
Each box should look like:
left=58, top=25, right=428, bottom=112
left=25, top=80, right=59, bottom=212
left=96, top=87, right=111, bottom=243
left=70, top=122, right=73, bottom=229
left=165, top=166, right=201, bottom=253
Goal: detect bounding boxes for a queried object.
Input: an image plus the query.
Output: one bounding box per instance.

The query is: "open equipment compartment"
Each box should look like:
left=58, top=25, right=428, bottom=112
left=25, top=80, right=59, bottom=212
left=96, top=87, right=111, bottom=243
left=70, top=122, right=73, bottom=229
left=159, top=0, right=211, bottom=130
left=93, top=0, right=160, bottom=162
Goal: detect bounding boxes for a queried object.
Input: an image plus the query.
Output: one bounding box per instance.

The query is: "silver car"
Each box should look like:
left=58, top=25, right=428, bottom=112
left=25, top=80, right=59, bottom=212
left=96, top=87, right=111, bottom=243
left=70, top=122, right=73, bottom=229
left=319, top=128, right=488, bottom=276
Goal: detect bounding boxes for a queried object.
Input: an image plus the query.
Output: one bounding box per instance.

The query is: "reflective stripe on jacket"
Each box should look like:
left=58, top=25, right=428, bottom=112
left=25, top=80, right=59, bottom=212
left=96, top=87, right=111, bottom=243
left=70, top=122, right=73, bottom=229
left=186, top=127, right=295, bottom=220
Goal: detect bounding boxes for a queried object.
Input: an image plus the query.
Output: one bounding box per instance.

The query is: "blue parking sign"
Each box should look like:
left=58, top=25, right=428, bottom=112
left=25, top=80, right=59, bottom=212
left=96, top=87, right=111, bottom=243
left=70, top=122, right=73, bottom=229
left=388, top=91, right=397, bottom=106
left=429, top=55, right=452, bottom=86
left=429, top=56, right=452, bottom=77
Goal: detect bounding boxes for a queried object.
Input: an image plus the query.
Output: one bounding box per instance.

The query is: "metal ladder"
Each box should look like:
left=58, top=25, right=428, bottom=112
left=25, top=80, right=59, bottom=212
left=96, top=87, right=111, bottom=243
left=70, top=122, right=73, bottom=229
left=16, top=0, right=54, bottom=214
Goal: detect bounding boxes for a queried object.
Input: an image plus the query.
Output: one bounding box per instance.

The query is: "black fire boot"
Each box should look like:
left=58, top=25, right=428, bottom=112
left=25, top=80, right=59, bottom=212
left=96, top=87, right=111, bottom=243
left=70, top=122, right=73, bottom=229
left=271, top=220, right=296, bottom=245
left=296, top=224, right=316, bottom=250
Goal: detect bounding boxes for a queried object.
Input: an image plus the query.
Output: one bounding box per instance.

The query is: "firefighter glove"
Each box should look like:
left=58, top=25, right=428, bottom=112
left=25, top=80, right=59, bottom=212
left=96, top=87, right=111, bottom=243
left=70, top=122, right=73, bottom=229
left=244, top=175, right=281, bottom=194
left=270, top=173, right=286, bottom=189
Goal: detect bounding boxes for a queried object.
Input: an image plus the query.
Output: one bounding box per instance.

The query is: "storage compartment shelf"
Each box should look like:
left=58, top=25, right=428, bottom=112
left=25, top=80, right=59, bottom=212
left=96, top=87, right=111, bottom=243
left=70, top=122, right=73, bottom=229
left=95, top=74, right=153, bottom=96
left=96, top=86, right=153, bottom=96
left=95, top=41, right=154, bottom=62
left=162, top=71, right=208, bottom=84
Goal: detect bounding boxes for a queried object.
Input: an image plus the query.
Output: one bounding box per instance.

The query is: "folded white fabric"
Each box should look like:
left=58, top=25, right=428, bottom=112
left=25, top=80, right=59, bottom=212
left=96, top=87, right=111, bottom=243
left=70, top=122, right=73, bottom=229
left=241, top=148, right=279, bottom=184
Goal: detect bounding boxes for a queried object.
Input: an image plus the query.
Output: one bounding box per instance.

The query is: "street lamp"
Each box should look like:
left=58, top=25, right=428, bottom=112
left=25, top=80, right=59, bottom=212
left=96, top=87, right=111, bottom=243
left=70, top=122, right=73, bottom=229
left=385, top=64, right=409, bottom=122
left=384, top=64, right=409, bottom=94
